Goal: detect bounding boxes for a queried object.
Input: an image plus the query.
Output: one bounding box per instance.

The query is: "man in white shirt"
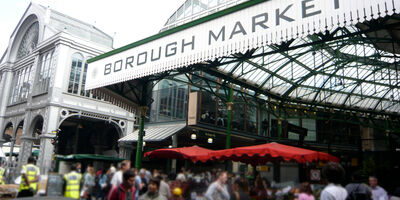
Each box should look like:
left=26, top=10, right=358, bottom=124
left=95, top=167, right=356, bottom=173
left=369, top=176, right=388, bottom=200
left=320, top=162, right=348, bottom=200
left=110, top=160, right=131, bottom=187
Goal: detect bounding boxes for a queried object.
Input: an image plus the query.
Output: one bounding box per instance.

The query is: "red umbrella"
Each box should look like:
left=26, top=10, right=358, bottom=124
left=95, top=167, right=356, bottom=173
left=144, top=146, right=213, bottom=163
left=209, top=142, right=339, bottom=165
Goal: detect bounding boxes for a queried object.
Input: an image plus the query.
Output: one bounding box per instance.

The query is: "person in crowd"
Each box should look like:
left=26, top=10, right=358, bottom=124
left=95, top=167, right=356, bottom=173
left=253, top=175, right=269, bottom=199
left=76, top=162, right=82, bottom=173
left=298, top=182, right=315, bottom=200
left=345, top=171, right=372, bottom=200
left=64, top=163, right=82, bottom=199
left=157, top=175, right=171, bottom=199
left=176, top=167, right=187, bottom=182
left=96, top=167, right=110, bottom=200
left=138, top=177, right=167, bottom=200
left=108, top=169, right=136, bottom=200
left=82, top=165, right=96, bottom=199
left=171, top=187, right=184, bottom=200
left=320, top=162, right=348, bottom=200
left=138, top=168, right=149, bottom=195
left=369, top=176, right=388, bottom=200
left=0, top=163, right=5, bottom=185
left=134, top=168, right=142, bottom=199
left=232, top=177, right=251, bottom=200
left=18, top=156, right=40, bottom=197
left=205, top=171, right=230, bottom=200
left=111, top=160, right=131, bottom=188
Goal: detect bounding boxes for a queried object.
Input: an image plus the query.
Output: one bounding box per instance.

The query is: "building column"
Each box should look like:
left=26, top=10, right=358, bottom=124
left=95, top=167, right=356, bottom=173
left=277, top=118, right=282, bottom=142
left=171, top=135, right=178, bottom=173
left=38, top=134, right=55, bottom=174
left=37, top=106, right=59, bottom=174
left=17, top=136, right=35, bottom=173
left=225, top=87, right=233, bottom=149
left=135, top=106, right=148, bottom=169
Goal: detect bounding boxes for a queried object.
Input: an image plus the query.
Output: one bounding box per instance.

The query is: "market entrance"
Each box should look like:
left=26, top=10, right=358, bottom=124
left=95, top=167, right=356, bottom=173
left=56, top=116, right=121, bottom=156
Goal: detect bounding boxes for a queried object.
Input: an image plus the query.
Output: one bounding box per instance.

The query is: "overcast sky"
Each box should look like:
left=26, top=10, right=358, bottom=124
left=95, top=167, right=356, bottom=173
left=0, top=0, right=186, bottom=54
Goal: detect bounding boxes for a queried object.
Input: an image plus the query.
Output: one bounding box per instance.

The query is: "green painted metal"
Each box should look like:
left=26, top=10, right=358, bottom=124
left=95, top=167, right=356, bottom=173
left=226, top=87, right=233, bottom=149
left=135, top=113, right=145, bottom=169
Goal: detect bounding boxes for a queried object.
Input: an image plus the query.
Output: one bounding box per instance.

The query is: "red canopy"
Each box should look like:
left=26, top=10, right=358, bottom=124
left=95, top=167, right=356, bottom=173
left=209, top=142, right=339, bottom=165
left=144, top=146, right=213, bottom=163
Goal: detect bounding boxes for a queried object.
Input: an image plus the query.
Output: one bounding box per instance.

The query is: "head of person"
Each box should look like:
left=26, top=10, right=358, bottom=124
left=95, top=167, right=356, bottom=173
left=87, top=166, right=95, bottom=176
left=27, top=156, right=35, bottom=164
left=322, top=162, right=345, bottom=185
left=351, top=171, right=364, bottom=183
left=123, top=169, right=136, bottom=188
left=369, top=176, right=378, bottom=188
left=234, top=177, right=249, bottom=192
left=299, top=182, right=313, bottom=195
left=173, top=187, right=182, bottom=197
left=76, top=162, right=81, bottom=170
left=139, top=169, right=146, bottom=178
left=217, top=171, right=228, bottom=184
left=121, top=160, right=131, bottom=171
left=70, top=163, right=77, bottom=171
left=148, top=177, right=161, bottom=195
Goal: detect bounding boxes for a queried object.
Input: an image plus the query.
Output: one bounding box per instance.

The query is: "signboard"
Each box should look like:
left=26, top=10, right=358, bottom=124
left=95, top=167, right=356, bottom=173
left=310, top=169, right=321, bottom=181
left=46, top=174, right=64, bottom=196
left=87, top=0, right=400, bottom=90
left=188, top=92, right=199, bottom=125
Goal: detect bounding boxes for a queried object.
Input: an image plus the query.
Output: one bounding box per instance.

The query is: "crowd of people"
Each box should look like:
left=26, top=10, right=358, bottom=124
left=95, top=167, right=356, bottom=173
left=2, top=156, right=400, bottom=200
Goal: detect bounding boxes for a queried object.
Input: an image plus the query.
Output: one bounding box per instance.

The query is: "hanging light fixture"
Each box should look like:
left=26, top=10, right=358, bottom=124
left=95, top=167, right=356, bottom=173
left=191, top=133, right=197, bottom=140
left=207, top=138, right=213, bottom=144
left=143, top=141, right=146, bottom=146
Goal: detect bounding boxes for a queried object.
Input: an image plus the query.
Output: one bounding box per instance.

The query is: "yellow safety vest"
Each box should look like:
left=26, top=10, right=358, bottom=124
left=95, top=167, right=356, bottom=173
left=64, top=171, right=82, bottom=199
left=0, top=167, right=5, bottom=185
left=19, top=164, right=40, bottom=191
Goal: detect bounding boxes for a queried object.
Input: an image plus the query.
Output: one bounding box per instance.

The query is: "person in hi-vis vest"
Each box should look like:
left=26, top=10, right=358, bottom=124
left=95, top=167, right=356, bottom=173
left=64, top=163, right=82, bottom=199
left=18, top=156, right=40, bottom=197
left=0, top=164, right=6, bottom=185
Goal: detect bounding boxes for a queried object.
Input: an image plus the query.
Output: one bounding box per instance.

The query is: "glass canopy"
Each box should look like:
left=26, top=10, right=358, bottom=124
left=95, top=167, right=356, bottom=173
left=160, top=0, right=400, bottom=115
left=162, top=0, right=249, bottom=32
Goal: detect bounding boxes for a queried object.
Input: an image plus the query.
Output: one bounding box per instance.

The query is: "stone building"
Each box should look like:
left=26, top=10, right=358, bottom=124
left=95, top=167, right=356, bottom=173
left=0, top=3, right=136, bottom=176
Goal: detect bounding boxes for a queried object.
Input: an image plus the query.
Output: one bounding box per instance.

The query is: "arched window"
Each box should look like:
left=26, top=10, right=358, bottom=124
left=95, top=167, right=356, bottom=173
left=68, top=53, right=91, bottom=97
left=17, top=22, right=39, bottom=60
left=35, top=49, right=54, bottom=94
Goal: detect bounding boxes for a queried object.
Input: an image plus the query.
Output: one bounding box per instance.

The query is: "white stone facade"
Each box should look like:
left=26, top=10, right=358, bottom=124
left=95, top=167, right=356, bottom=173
left=0, top=3, right=136, bottom=176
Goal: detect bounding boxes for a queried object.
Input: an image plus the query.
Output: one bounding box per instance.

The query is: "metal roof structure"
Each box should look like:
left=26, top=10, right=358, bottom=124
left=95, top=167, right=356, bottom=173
left=88, top=0, right=400, bottom=132
left=119, top=122, right=186, bottom=142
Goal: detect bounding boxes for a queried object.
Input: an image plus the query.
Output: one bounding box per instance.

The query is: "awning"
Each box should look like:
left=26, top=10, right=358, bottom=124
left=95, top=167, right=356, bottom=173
left=209, top=142, right=339, bottom=165
left=144, top=146, right=213, bottom=163
left=118, top=122, right=186, bottom=143
left=55, top=154, right=124, bottom=162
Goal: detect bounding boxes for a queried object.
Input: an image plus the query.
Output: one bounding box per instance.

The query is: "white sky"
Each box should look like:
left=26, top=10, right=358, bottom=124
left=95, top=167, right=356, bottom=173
left=0, top=0, right=186, bottom=54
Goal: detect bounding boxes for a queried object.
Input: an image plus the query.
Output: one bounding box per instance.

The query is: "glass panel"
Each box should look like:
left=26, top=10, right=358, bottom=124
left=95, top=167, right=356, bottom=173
left=303, top=119, right=316, bottom=141
left=246, top=98, right=257, bottom=134
left=149, top=81, right=188, bottom=123
left=232, top=92, right=245, bottom=132
left=288, top=118, right=300, bottom=140
left=200, top=91, right=216, bottom=125
left=68, top=53, right=83, bottom=95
